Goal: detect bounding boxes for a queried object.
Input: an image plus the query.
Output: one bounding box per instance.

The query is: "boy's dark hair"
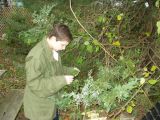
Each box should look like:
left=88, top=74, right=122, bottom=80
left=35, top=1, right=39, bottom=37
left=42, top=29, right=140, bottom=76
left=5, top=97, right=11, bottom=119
left=47, top=24, right=73, bottom=42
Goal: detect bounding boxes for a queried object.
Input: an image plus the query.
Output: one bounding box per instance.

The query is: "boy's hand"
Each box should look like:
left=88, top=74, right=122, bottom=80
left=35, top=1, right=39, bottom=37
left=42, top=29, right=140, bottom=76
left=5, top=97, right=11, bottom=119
left=65, top=75, right=74, bottom=84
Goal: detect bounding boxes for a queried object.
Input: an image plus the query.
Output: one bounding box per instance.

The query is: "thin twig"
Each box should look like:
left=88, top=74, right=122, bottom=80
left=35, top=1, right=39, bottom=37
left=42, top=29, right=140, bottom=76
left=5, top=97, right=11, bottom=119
left=69, top=0, right=94, bottom=40
left=69, top=0, right=117, bottom=62
left=148, top=50, right=160, bottom=71
left=112, top=73, right=160, bottom=118
left=142, top=90, right=154, bottom=107
left=113, top=84, right=143, bottom=118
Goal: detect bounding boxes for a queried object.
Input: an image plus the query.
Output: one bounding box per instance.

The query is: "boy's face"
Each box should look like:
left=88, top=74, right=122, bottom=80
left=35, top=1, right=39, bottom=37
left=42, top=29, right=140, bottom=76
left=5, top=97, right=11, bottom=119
left=47, top=36, right=69, bottom=51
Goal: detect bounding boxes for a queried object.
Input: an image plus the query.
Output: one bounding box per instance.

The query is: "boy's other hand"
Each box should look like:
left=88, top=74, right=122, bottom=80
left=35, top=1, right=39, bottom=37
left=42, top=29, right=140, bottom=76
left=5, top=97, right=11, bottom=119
left=65, top=75, right=74, bottom=84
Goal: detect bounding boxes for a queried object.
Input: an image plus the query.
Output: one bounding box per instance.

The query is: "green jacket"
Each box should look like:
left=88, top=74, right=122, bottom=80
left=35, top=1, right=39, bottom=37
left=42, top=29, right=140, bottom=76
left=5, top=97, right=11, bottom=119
left=23, top=37, right=73, bottom=120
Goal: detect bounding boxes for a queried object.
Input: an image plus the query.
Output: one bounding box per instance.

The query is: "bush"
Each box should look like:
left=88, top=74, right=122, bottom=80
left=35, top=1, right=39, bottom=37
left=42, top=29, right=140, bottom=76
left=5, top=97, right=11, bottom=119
left=19, top=4, right=56, bottom=45
left=4, top=8, right=33, bottom=54
left=56, top=57, right=140, bottom=119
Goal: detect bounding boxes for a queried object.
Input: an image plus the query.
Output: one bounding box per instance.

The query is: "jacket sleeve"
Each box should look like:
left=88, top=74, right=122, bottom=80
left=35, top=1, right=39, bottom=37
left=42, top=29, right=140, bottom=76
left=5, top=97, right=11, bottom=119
left=63, top=66, right=75, bottom=75
left=25, top=57, right=67, bottom=98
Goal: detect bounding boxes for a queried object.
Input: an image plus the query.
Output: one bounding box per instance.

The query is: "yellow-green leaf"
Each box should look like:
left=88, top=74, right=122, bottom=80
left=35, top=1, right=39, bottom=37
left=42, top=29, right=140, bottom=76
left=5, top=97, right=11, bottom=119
left=145, top=32, right=150, bottom=37
left=140, top=78, right=145, bottom=85
left=126, top=105, right=133, bottom=113
left=144, top=72, right=150, bottom=78
left=93, top=39, right=100, bottom=46
left=117, top=13, right=124, bottom=21
left=117, top=15, right=122, bottom=21
left=131, top=101, right=136, bottom=107
left=148, top=79, right=157, bottom=85
left=143, top=67, right=148, bottom=72
left=151, top=65, right=157, bottom=72
left=156, top=0, right=160, bottom=8
left=112, top=41, right=121, bottom=46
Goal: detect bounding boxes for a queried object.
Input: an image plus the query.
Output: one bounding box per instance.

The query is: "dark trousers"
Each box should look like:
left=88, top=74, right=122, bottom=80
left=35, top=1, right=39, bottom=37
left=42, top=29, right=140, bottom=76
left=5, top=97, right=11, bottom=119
left=53, top=109, right=59, bottom=120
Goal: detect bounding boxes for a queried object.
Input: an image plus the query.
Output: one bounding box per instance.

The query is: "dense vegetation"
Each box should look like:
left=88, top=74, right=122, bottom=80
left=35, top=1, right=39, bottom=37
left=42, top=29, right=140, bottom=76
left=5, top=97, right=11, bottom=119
left=1, top=0, right=160, bottom=119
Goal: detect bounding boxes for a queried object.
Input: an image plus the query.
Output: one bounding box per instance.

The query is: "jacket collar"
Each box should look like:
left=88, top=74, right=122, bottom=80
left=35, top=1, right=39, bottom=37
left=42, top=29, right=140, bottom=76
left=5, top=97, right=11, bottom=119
left=41, top=36, right=53, bottom=61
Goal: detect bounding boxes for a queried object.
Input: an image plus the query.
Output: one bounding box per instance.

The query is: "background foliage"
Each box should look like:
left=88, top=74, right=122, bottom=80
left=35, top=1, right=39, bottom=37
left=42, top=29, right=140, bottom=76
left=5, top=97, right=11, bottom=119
left=1, top=0, right=160, bottom=119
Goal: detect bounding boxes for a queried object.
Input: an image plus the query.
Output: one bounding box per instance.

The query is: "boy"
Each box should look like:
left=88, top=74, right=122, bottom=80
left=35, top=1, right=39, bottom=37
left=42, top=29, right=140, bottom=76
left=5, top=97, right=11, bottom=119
left=23, top=24, right=78, bottom=120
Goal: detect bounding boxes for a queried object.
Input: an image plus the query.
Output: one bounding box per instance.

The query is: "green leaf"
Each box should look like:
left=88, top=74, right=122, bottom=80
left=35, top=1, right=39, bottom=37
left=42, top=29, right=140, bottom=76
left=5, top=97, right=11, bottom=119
left=87, top=45, right=93, bottom=53
left=119, top=56, right=124, bottom=60
left=109, top=38, right=112, bottom=43
left=122, top=69, right=130, bottom=79
left=151, top=65, right=157, bottom=72
left=106, top=32, right=113, bottom=43
left=98, top=16, right=106, bottom=23
left=93, top=39, right=100, bottom=46
left=77, top=57, right=83, bottom=64
left=106, top=32, right=112, bottom=38
left=126, top=105, right=133, bottom=113
left=156, top=0, right=160, bottom=8
left=27, top=39, right=32, bottom=45
left=84, top=41, right=90, bottom=46
left=148, top=79, right=157, bottom=85
left=95, top=46, right=100, bottom=52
